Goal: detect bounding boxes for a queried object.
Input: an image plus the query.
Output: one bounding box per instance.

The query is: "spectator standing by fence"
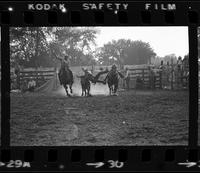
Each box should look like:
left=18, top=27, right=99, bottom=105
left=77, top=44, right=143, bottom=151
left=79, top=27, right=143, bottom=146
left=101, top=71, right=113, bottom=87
left=159, top=61, right=165, bottom=89
left=166, top=62, right=170, bottom=83
left=21, top=79, right=28, bottom=92
left=182, top=56, right=189, bottom=88
left=119, top=66, right=125, bottom=89
left=177, top=56, right=182, bottom=71
left=176, top=56, right=183, bottom=88
left=27, top=78, right=36, bottom=92
left=164, top=62, right=171, bottom=89
left=149, top=66, right=156, bottom=89
left=124, top=67, right=130, bottom=90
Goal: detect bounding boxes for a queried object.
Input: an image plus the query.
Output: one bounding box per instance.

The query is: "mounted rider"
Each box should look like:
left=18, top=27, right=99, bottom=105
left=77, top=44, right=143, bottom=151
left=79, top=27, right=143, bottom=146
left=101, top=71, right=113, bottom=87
left=103, top=64, right=124, bottom=83
left=60, top=55, right=70, bottom=70
left=57, top=54, right=73, bottom=85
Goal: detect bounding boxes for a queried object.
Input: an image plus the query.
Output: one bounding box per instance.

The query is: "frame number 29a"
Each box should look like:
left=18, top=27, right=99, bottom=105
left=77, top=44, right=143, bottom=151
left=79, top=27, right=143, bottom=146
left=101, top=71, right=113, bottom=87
left=108, top=160, right=124, bottom=168
left=0, top=160, right=31, bottom=168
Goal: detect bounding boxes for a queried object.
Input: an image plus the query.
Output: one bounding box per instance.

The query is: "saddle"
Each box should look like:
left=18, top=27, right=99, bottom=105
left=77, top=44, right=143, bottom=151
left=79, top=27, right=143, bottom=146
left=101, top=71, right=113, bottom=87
left=58, top=67, right=73, bottom=85
left=107, top=70, right=119, bottom=78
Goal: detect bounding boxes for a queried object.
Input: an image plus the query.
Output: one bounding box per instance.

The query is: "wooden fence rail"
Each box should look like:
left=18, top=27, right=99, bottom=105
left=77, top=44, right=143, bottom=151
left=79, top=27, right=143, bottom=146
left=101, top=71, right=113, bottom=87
left=11, top=65, right=188, bottom=90
left=119, top=66, right=188, bottom=90
left=11, top=68, right=56, bottom=90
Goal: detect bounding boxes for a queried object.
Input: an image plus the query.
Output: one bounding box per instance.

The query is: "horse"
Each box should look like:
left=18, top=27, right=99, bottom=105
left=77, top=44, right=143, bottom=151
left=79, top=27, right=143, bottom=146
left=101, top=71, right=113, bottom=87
left=58, top=66, right=74, bottom=97
left=105, top=70, right=124, bottom=96
left=79, top=75, right=91, bottom=97
left=77, top=69, right=108, bottom=96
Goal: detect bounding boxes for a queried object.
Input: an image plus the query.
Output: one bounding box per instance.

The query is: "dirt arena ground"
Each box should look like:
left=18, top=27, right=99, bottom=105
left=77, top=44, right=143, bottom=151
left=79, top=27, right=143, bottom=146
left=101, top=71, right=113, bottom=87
left=10, top=86, right=189, bottom=146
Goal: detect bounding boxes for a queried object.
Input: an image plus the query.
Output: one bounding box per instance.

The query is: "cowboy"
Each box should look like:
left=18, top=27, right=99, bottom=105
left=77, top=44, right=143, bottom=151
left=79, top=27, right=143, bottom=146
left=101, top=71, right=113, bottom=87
left=148, top=66, right=156, bottom=89
left=103, top=64, right=124, bottom=83
left=57, top=55, right=74, bottom=87
left=53, top=52, right=71, bottom=71
left=27, top=78, right=36, bottom=92
left=77, top=68, right=92, bottom=96
left=177, top=56, right=182, bottom=72
left=81, top=68, right=93, bottom=78
left=76, top=68, right=92, bottom=81
left=124, top=67, right=130, bottom=90
left=60, top=55, right=70, bottom=70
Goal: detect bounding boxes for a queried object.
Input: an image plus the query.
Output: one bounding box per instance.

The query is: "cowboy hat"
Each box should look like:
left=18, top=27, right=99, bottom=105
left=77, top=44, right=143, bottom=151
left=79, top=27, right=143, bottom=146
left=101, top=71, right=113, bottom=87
left=111, top=64, right=117, bottom=69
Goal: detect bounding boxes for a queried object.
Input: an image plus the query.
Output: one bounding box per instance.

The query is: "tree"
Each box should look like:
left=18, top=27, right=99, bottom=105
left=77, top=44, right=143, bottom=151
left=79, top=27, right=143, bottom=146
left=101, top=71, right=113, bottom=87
left=163, top=54, right=177, bottom=64
left=125, top=40, right=156, bottom=65
left=10, top=27, right=52, bottom=68
left=51, top=27, right=98, bottom=66
left=96, top=39, right=156, bottom=65
left=10, top=27, right=99, bottom=67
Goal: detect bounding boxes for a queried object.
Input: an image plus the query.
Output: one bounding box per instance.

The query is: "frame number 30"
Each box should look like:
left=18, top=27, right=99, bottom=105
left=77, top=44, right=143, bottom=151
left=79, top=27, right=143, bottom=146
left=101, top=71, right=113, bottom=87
left=108, top=160, right=124, bottom=168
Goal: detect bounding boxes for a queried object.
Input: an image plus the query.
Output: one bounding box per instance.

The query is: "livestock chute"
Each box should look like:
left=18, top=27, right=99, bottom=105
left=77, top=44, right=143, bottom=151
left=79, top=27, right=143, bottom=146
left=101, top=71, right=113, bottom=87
left=34, top=72, right=62, bottom=93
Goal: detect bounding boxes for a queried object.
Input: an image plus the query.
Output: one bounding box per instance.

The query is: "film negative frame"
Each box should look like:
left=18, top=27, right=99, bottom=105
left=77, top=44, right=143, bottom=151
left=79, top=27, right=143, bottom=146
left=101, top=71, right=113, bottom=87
left=0, top=0, right=199, bottom=171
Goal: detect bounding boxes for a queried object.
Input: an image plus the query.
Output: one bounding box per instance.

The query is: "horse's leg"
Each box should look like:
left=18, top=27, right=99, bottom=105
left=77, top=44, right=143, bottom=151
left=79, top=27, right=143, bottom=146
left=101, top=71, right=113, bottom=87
left=88, top=85, right=92, bottom=97
left=86, top=89, right=89, bottom=96
left=109, top=86, right=112, bottom=96
left=113, top=83, right=118, bottom=96
left=63, top=85, right=68, bottom=96
left=70, top=83, right=73, bottom=94
left=65, top=85, right=71, bottom=97
left=112, top=85, right=114, bottom=94
left=81, top=88, right=84, bottom=96
left=83, top=89, right=86, bottom=96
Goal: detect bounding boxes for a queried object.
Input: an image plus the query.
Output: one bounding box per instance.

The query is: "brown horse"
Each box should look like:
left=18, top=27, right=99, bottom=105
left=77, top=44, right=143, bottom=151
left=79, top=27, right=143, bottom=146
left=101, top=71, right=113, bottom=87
left=58, top=66, right=74, bottom=97
left=104, top=68, right=124, bottom=96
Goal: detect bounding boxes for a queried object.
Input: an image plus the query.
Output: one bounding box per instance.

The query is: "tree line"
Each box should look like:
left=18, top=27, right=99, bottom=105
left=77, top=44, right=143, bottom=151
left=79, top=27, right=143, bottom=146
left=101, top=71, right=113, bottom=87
left=9, top=27, right=186, bottom=68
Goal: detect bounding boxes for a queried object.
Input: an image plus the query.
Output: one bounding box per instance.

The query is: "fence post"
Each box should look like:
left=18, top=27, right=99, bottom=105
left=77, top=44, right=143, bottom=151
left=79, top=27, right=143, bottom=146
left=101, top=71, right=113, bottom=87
left=159, top=70, right=162, bottom=89
left=17, top=71, right=20, bottom=89
left=171, top=68, right=174, bottom=90
left=54, top=67, right=57, bottom=89
left=36, top=69, right=39, bottom=87
left=148, top=68, right=151, bottom=89
left=142, top=69, right=145, bottom=88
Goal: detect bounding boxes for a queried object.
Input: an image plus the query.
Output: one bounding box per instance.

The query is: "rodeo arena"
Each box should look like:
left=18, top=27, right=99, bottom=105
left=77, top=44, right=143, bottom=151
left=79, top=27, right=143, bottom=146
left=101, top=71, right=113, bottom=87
left=11, top=58, right=189, bottom=95
left=10, top=57, right=189, bottom=146
left=10, top=27, right=189, bottom=146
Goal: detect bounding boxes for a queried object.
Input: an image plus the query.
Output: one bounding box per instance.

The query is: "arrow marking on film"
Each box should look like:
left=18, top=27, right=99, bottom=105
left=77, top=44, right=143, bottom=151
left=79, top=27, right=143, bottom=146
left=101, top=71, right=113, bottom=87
left=86, top=162, right=104, bottom=168
left=0, top=162, right=5, bottom=167
left=178, top=161, right=197, bottom=168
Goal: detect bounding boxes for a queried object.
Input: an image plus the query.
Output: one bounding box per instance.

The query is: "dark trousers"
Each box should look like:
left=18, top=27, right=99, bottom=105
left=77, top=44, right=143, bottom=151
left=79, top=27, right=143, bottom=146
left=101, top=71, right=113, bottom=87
left=28, top=86, right=35, bottom=92
left=125, top=78, right=130, bottom=90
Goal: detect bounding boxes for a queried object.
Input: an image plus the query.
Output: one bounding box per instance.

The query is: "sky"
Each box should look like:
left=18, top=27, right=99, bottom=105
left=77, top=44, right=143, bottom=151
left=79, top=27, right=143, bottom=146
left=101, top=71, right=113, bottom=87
left=94, top=27, right=189, bottom=58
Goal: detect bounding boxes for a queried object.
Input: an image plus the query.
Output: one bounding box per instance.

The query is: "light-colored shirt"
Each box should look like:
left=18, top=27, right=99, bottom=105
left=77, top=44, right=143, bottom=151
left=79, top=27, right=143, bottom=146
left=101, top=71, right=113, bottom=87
left=28, top=80, right=36, bottom=88
left=125, top=70, right=130, bottom=78
left=177, top=59, right=182, bottom=65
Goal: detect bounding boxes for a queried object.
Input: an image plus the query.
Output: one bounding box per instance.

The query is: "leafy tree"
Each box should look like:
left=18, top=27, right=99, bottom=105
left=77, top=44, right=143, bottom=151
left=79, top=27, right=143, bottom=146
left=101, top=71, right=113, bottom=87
left=163, top=54, right=177, bottom=64
left=10, top=27, right=52, bottom=68
left=125, top=40, right=156, bottom=65
left=96, top=39, right=156, bottom=65
left=50, top=27, right=98, bottom=66
left=10, top=27, right=99, bottom=67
